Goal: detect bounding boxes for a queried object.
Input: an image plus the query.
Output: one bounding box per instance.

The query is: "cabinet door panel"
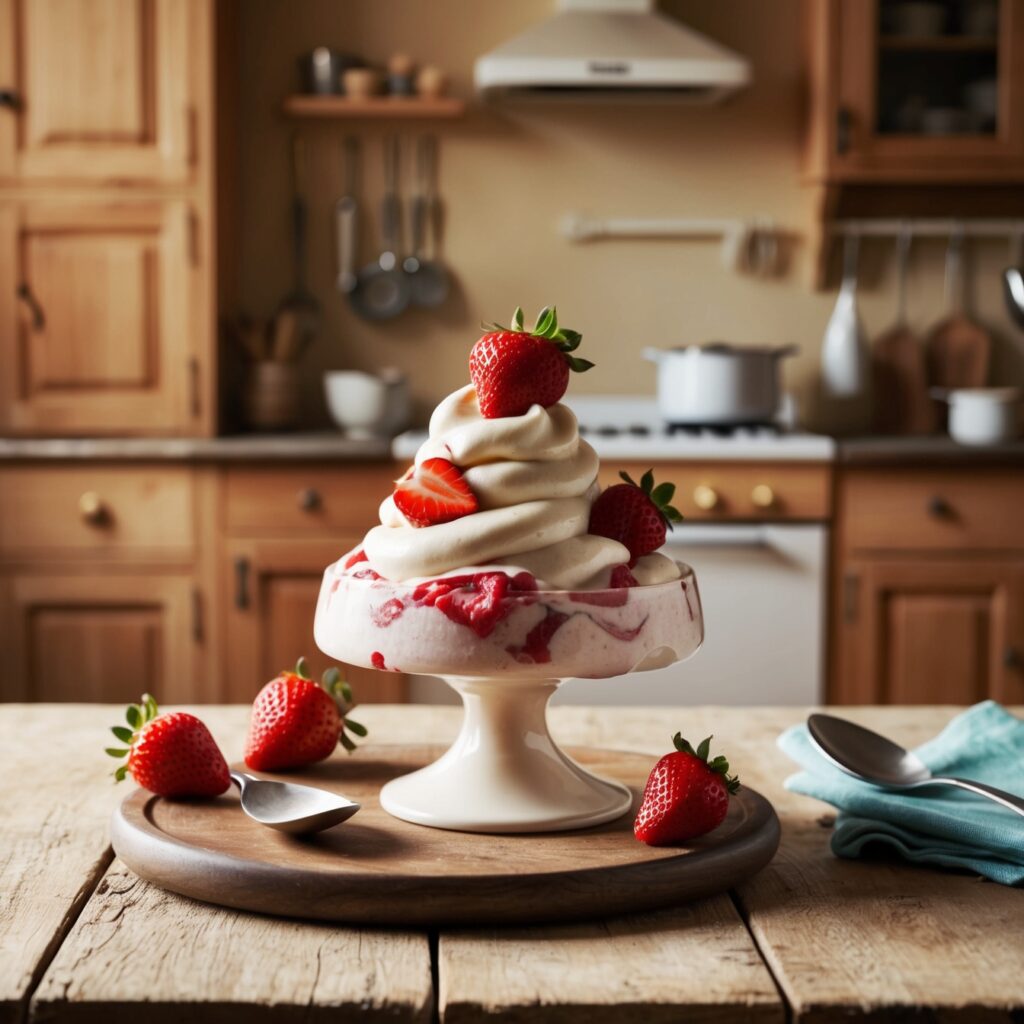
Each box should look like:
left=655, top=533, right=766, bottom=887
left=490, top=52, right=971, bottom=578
left=1, top=573, right=201, bottom=702
left=0, top=201, right=196, bottom=434
left=225, top=539, right=407, bottom=706
left=0, top=0, right=193, bottom=182
left=834, top=559, right=1024, bottom=704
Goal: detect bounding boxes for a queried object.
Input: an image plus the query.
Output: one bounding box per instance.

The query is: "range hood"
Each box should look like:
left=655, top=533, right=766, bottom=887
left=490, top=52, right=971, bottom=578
left=474, top=0, right=750, bottom=104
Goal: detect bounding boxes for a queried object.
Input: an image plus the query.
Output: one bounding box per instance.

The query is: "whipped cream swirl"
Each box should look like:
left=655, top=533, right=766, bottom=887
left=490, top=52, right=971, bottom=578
left=362, top=384, right=679, bottom=589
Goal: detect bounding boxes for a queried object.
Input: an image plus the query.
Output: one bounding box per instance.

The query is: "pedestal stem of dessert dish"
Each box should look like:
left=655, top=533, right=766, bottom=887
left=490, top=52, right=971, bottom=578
left=379, top=675, right=633, bottom=834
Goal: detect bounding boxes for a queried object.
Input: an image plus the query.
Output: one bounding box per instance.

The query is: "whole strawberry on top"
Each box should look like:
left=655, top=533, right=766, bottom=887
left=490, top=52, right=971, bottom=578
left=634, top=734, right=740, bottom=846
left=469, top=305, right=594, bottom=418
left=106, top=695, right=230, bottom=798
left=244, top=657, right=367, bottom=772
left=589, top=469, right=683, bottom=561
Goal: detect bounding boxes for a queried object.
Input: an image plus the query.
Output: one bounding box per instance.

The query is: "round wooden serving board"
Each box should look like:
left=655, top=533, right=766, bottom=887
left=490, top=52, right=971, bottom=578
left=111, top=745, right=780, bottom=926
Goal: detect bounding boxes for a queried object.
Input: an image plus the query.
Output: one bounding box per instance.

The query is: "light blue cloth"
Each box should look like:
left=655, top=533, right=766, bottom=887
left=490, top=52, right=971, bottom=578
left=778, top=701, right=1024, bottom=886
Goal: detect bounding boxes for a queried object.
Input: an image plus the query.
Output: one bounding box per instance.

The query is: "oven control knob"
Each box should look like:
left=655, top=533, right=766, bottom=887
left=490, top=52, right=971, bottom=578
left=693, top=484, right=720, bottom=511
left=751, top=484, right=776, bottom=509
left=79, top=491, right=108, bottom=525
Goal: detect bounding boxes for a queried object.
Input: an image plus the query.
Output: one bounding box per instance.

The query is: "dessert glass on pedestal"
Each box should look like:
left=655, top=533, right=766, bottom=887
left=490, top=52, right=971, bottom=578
left=314, top=561, right=703, bottom=833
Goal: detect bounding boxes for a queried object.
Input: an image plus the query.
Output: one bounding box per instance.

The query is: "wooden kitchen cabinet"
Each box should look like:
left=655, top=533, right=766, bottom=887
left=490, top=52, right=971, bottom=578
left=0, top=0, right=196, bottom=184
left=0, top=571, right=204, bottom=703
left=0, top=198, right=202, bottom=435
left=224, top=537, right=407, bottom=706
left=831, top=466, right=1024, bottom=705
left=804, top=0, right=1024, bottom=182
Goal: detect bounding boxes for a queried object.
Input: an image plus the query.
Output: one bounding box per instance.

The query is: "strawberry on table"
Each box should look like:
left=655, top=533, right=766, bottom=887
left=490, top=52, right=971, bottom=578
left=470, top=305, right=594, bottom=418
left=393, top=457, right=478, bottom=528
left=634, top=734, right=740, bottom=846
left=244, top=657, right=367, bottom=772
left=589, top=469, right=683, bottom=561
left=106, top=695, right=230, bottom=798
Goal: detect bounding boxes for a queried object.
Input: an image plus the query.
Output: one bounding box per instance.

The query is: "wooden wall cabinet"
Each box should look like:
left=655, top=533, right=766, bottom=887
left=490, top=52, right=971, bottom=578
left=0, top=0, right=196, bottom=184
left=0, top=200, right=201, bottom=434
left=831, top=468, right=1024, bottom=704
left=804, top=0, right=1024, bottom=182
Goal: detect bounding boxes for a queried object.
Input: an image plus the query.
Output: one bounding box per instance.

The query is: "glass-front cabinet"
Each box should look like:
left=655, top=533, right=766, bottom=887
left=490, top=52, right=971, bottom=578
left=804, top=0, right=1024, bottom=181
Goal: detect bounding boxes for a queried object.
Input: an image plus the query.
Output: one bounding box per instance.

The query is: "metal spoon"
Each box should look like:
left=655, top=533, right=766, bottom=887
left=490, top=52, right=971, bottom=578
left=1003, top=229, right=1024, bottom=329
left=807, top=714, right=1024, bottom=819
left=230, top=771, right=361, bottom=834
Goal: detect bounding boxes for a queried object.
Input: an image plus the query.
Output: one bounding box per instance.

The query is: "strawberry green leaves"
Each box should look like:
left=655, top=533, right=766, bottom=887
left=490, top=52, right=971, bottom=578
left=319, top=662, right=366, bottom=755
left=672, top=732, right=741, bottom=794
left=107, top=693, right=160, bottom=783
left=619, top=469, right=683, bottom=530
left=483, top=306, right=595, bottom=375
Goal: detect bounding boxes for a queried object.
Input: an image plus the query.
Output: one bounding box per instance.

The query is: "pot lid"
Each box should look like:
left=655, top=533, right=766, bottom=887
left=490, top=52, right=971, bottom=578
left=666, top=342, right=798, bottom=357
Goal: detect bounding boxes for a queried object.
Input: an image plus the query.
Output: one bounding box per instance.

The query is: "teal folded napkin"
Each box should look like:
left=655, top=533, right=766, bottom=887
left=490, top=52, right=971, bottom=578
left=778, top=701, right=1024, bottom=886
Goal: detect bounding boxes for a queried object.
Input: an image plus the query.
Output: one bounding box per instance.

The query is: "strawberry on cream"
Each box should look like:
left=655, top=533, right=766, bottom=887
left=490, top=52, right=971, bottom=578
left=361, top=383, right=680, bottom=589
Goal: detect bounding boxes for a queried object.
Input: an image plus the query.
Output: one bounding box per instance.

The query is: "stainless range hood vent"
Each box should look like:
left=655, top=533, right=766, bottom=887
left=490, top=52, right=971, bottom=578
left=474, top=0, right=750, bottom=104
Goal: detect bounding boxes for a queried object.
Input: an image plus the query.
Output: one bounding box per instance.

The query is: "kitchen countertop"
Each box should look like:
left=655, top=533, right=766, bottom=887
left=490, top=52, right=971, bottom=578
left=839, top=435, right=1024, bottom=464
left=0, top=432, right=394, bottom=462
left=4, top=703, right=1021, bottom=1022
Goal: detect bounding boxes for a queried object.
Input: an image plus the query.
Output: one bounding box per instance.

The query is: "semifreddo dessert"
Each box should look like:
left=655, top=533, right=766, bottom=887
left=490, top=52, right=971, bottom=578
left=315, top=305, right=700, bottom=680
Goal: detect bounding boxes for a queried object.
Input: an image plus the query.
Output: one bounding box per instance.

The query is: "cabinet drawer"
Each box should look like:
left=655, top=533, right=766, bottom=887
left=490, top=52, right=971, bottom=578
left=598, top=462, right=832, bottom=521
left=840, top=470, right=1024, bottom=552
left=225, top=465, right=399, bottom=535
left=0, top=466, right=194, bottom=559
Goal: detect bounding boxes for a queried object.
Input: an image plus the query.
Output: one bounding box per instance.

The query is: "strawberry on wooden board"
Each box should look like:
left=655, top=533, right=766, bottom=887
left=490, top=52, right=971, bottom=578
left=634, top=734, right=740, bottom=846
left=393, top=457, right=478, bottom=528
left=106, top=695, right=230, bottom=798
left=469, top=305, right=594, bottom=418
left=244, top=657, right=367, bottom=772
left=589, top=469, right=683, bottom=561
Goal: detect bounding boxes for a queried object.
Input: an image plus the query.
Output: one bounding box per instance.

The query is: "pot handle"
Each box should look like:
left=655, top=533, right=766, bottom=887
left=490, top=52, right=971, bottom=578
left=772, top=344, right=800, bottom=359
left=642, top=347, right=664, bottom=364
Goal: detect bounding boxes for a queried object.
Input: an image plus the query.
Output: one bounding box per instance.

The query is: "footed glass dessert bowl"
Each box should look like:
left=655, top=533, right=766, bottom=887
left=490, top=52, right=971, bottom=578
left=314, top=560, right=704, bottom=833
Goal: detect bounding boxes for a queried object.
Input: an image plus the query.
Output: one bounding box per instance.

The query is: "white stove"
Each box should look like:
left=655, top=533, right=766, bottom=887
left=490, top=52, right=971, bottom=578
left=391, top=395, right=835, bottom=463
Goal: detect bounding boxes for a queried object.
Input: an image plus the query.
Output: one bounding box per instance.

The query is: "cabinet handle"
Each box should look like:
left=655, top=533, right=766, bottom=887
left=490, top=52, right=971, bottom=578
left=297, top=487, right=322, bottom=511
left=1005, top=647, right=1022, bottom=671
left=928, top=495, right=953, bottom=519
left=0, top=89, right=19, bottom=110
left=835, top=106, right=852, bottom=155
left=191, top=587, right=204, bottom=643
left=78, top=491, right=108, bottom=525
left=188, top=357, right=201, bottom=418
left=693, top=484, right=720, bottom=512
left=17, top=283, right=45, bottom=330
left=751, top=484, right=776, bottom=510
left=843, top=572, right=860, bottom=624
left=234, top=556, right=251, bottom=610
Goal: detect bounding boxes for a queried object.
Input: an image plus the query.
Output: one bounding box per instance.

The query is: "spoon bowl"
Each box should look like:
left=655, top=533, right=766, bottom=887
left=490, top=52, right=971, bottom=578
left=807, top=713, right=1024, bottom=818
left=230, top=771, right=361, bottom=834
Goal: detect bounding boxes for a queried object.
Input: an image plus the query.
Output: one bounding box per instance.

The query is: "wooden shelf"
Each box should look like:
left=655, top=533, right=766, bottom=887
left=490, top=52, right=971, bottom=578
left=878, top=35, right=998, bottom=52
left=282, top=95, right=466, bottom=120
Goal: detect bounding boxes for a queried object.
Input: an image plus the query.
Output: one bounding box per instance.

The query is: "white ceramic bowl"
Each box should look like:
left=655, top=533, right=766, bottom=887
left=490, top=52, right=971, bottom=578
left=324, top=371, right=388, bottom=439
left=934, top=387, right=1022, bottom=446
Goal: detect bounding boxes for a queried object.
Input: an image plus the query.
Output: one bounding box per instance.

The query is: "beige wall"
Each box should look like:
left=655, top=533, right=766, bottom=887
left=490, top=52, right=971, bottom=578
left=237, top=0, right=1024, bottom=429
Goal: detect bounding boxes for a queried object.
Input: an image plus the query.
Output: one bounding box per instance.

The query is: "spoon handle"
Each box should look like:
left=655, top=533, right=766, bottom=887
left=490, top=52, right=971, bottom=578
left=924, top=776, right=1024, bottom=819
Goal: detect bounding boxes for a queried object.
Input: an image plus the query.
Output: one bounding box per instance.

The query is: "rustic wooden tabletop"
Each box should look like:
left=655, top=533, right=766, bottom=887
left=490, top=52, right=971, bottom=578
left=3, top=704, right=1022, bottom=1023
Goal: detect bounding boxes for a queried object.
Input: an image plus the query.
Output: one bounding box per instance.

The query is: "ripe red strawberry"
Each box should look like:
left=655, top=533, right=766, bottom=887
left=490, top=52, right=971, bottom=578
left=634, top=734, right=740, bottom=846
left=106, top=695, right=230, bottom=798
left=244, top=658, right=367, bottom=771
left=393, top=457, right=478, bottom=528
left=469, top=306, right=594, bottom=418
left=589, top=469, right=683, bottom=560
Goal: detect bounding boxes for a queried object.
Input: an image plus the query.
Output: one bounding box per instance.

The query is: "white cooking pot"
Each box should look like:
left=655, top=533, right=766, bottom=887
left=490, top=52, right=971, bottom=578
left=932, top=387, right=1022, bottom=446
left=643, top=343, right=798, bottom=425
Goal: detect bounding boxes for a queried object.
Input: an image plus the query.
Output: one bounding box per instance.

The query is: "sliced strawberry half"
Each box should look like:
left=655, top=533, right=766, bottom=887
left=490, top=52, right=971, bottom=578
left=393, top=457, right=478, bottom=528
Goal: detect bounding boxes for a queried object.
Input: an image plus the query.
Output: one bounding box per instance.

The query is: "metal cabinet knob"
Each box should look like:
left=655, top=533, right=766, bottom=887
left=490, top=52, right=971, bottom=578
left=297, top=487, right=322, bottom=512
left=78, top=491, right=107, bottom=525
left=0, top=89, right=19, bottom=110
left=751, top=484, right=776, bottom=509
left=928, top=495, right=953, bottom=519
left=693, top=484, right=720, bottom=512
